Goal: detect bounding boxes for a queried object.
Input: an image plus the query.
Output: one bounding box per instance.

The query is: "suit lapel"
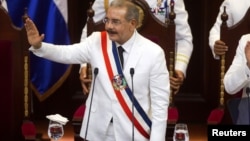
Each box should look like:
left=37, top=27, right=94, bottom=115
left=124, top=34, right=144, bottom=72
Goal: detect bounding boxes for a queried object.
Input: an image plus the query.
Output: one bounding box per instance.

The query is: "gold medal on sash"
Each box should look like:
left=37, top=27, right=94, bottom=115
left=112, top=74, right=127, bottom=90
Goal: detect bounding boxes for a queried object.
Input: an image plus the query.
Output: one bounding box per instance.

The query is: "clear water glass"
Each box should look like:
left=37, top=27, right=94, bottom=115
left=48, top=120, right=64, bottom=141
left=173, top=123, right=189, bottom=141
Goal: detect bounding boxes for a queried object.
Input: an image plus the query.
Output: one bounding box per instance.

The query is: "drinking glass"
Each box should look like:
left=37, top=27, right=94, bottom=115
left=173, top=123, right=189, bottom=141
left=48, top=120, right=64, bottom=141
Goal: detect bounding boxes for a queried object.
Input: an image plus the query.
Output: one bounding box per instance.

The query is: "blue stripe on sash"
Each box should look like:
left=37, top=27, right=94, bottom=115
left=112, top=42, right=152, bottom=128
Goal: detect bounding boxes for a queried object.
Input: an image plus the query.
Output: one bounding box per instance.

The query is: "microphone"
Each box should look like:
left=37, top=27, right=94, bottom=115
left=84, top=68, right=99, bottom=140
left=130, top=68, right=135, bottom=141
left=246, top=87, right=250, bottom=125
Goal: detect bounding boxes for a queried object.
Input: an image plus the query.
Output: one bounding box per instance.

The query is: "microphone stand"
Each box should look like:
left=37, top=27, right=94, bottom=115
left=246, top=87, right=250, bottom=125
left=130, top=68, right=135, bottom=141
left=84, top=68, right=99, bottom=141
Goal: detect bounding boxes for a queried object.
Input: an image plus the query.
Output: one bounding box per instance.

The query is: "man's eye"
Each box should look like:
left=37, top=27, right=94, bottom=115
left=112, top=20, right=120, bottom=24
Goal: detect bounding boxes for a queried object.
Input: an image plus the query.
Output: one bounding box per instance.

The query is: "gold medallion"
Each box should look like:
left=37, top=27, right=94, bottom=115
left=112, top=74, right=127, bottom=90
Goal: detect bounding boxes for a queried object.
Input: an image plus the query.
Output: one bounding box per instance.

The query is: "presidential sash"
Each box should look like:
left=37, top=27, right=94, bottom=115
left=100, top=32, right=151, bottom=139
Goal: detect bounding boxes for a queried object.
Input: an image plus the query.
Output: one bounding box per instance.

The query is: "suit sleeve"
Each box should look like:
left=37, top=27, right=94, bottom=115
left=224, top=34, right=250, bottom=94
left=174, top=0, right=193, bottom=76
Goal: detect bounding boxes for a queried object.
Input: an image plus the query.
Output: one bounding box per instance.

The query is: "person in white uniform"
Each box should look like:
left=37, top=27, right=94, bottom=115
left=224, top=34, right=250, bottom=125
left=80, top=0, right=193, bottom=95
left=24, top=0, right=170, bottom=140
left=209, top=0, right=250, bottom=59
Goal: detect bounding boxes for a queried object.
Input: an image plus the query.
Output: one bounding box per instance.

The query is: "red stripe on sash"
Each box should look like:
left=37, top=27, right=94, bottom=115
left=101, top=32, right=149, bottom=139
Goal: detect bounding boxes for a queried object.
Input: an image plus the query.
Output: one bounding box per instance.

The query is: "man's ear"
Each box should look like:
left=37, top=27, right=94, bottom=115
left=130, top=19, right=138, bottom=28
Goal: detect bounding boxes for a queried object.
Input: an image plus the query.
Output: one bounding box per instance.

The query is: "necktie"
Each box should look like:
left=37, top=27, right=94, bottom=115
left=118, top=46, right=124, bottom=68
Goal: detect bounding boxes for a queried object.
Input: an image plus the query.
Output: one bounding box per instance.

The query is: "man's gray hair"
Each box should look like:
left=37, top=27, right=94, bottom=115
left=109, top=0, right=139, bottom=23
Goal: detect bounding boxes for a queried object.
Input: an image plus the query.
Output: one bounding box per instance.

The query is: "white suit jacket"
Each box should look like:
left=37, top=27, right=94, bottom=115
left=209, top=0, right=250, bottom=59
left=224, top=34, right=250, bottom=125
left=224, top=34, right=250, bottom=98
left=81, top=0, right=193, bottom=76
left=29, top=31, right=170, bottom=141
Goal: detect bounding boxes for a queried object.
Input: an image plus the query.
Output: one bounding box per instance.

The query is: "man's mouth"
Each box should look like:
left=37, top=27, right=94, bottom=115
left=107, top=30, right=117, bottom=35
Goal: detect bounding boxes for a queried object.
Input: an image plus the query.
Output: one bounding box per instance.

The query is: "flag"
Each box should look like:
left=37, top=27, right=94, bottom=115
left=5, top=0, right=71, bottom=101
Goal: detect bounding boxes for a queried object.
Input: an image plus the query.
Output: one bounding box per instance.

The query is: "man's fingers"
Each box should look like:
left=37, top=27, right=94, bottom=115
left=170, top=76, right=182, bottom=85
left=81, top=81, right=89, bottom=95
left=170, top=75, right=183, bottom=95
left=80, top=78, right=92, bottom=83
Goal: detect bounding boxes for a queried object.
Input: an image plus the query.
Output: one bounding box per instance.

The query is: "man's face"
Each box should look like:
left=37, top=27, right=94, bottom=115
left=105, top=6, right=135, bottom=44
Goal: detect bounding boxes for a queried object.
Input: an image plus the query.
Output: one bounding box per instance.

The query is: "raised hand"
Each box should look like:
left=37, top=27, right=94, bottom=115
left=24, top=18, right=44, bottom=49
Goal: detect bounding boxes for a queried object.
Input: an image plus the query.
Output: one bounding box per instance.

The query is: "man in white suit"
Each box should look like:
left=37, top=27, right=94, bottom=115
left=80, top=0, right=193, bottom=95
left=24, top=0, right=170, bottom=140
left=209, top=0, right=250, bottom=59
left=224, top=34, right=250, bottom=124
